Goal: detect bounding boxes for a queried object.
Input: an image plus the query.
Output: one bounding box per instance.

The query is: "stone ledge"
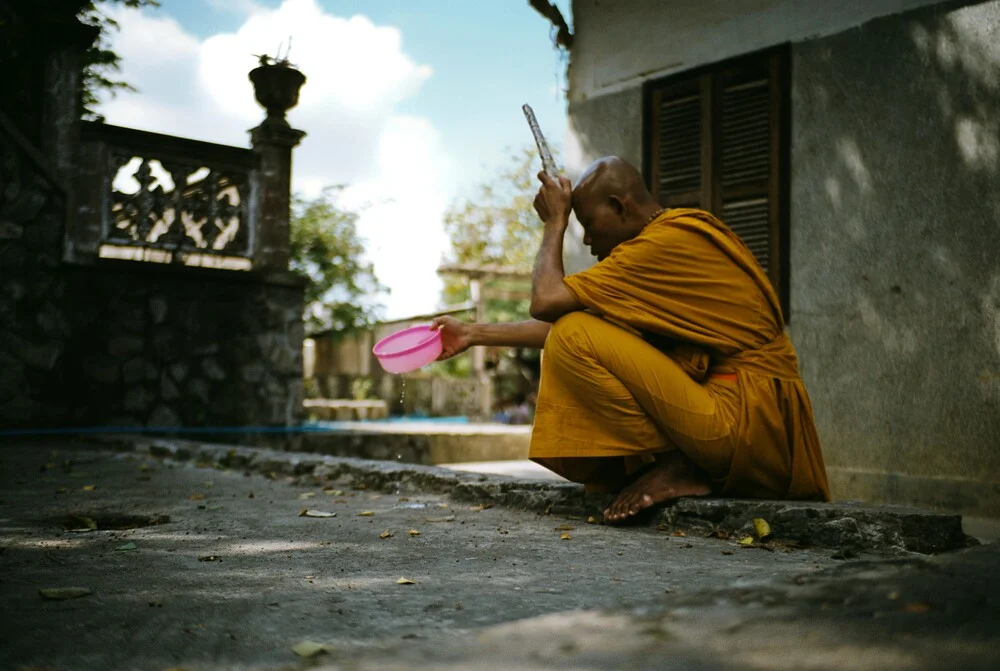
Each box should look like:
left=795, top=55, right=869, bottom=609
left=85, top=435, right=974, bottom=554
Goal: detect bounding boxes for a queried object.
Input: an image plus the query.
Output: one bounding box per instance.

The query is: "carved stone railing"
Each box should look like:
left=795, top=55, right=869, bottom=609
left=71, top=122, right=257, bottom=266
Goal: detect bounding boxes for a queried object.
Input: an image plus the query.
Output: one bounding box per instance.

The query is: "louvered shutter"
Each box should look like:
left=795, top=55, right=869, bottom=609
left=649, top=79, right=705, bottom=208
left=645, top=49, right=788, bottom=312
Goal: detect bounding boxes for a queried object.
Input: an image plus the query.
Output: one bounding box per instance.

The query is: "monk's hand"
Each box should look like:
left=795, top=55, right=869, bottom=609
left=533, top=171, right=572, bottom=228
left=432, top=316, right=474, bottom=361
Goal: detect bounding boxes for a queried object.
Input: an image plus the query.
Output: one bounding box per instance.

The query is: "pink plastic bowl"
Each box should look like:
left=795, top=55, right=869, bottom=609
left=372, top=324, right=442, bottom=374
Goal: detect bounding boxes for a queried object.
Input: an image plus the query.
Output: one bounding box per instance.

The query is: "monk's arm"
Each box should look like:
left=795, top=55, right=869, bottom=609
left=529, top=221, right=584, bottom=322
left=470, top=319, right=551, bottom=349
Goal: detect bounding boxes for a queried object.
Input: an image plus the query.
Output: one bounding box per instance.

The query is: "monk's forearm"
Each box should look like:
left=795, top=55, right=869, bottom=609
left=469, top=320, right=551, bottom=350
left=530, top=221, right=581, bottom=322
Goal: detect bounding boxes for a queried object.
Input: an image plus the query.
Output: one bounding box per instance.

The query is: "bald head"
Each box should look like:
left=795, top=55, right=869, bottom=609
left=570, top=157, right=661, bottom=261
left=572, top=156, right=656, bottom=211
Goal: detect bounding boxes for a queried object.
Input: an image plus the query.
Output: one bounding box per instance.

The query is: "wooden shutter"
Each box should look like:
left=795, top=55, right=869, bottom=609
left=645, top=49, right=788, bottom=312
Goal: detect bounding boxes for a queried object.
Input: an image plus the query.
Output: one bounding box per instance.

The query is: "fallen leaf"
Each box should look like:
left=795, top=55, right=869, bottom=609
left=198, top=555, right=220, bottom=562
left=358, top=511, right=376, bottom=517
left=324, top=489, right=345, bottom=496
left=396, top=577, right=416, bottom=585
left=82, top=485, right=96, bottom=491
left=586, top=516, right=600, bottom=524
left=887, top=590, right=900, bottom=600
left=291, top=640, right=331, bottom=658
left=356, top=484, right=367, bottom=490
left=298, top=492, right=316, bottom=500
left=149, top=600, right=163, bottom=607
left=554, top=525, right=575, bottom=531
left=560, top=533, right=572, bottom=540
left=379, top=530, right=393, bottom=539
left=830, top=548, right=858, bottom=560
left=901, top=602, right=931, bottom=614
left=39, top=587, right=91, bottom=600
left=671, top=530, right=687, bottom=537
left=424, top=515, right=455, bottom=523
left=408, top=529, right=421, bottom=536
left=752, top=517, right=772, bottom=540
left=367, top=494, right=383, bottom=500
left=679, top=543, right=694, bottom=549
left=706, top=528, right=731, bottom=540
left=139, top=463, right=152, bottom=472
left=469, top=503, right=495, bottom=511
left=189, top=494, right=206, bottom=501
left=721, top=550, right=734, bottom=555
left=398, top=497, right=410, bottom=502
left=436, top=503, right=450, bottom=508
left=115, top=542, right=138, bottom=552
left=70, top=515, right=98, bottom=531
left=299, top=509, right=336, bottom=518
left=738, top=536, right=755, bottom=546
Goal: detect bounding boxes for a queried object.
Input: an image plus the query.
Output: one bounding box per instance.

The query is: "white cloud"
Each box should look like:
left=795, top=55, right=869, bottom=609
left=97, top=0, right=455, bottom=320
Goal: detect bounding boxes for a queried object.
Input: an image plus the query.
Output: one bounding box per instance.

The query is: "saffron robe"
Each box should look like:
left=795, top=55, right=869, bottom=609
left=529, top=209, right=830, bottom=501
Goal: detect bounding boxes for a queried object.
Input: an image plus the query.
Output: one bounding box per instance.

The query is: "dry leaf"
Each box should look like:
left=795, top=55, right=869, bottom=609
left=189, top=494, right=206, bottom=501
left=70, top=515, right=98, bottom=531
left=324, top=489, right=344, bottom=496
left=408, top=529, right=421, bottom=536
left=291, top=640, right=331, bottom=657
left=469, top=503, right=495, bottom=512
left=396, top=577, right=416, bottom=585
left=55, top=487, right=68, bottom=494
left=901, top=602, right=930, bottom=614
left=115, top=542, right=138, bottom=552
left=721, top=550, right=734, bottom=555
left=298, top=492, right=316, bottom=500
left=39, top=587, right=91, bottom=600
left=358, top=511, right=376, bottom=517
left=586, top=516, right=600, bottom=524
left=679, top=543, right=694, bottom=549
left=379, top=530, right=393, bottom=539
left=738, top=536, right=755, bottom=546
left=436, top=503, right=450, bottom=509
left=752, top=518, right=772, bottom=540
left=671, top=530, right=687, bottom=537
left=198, top=555, right=220, bottom=562
left=424, top=515, right=455, bottom=523
left=82, top=485, right=96, bottom=491
left=299, top=509, right=336, bottom=518
left=560, top=533, right=572, bottom=540
left=398, top=497, right=410, bottom=502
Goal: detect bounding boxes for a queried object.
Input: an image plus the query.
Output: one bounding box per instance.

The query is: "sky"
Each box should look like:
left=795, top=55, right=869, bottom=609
left=96, top=0, right=571, bottom=320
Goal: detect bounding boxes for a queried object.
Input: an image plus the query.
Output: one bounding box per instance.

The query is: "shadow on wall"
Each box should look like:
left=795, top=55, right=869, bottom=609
left=790, top=0, right=1000, bottom=489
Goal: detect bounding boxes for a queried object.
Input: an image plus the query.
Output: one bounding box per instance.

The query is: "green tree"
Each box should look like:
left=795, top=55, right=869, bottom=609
left=290, top=187, right=385, bottom=335
left=78, top=0, right=161, bottom=121
left=435, top=145, right=554, bottom=378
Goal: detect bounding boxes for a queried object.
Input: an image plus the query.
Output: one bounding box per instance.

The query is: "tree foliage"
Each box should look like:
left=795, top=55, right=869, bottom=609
left=290, top=188, right=385, bottom=336
left=78, top=0, right=161, bottom=121
left=435, top=145, right=554, bottom=378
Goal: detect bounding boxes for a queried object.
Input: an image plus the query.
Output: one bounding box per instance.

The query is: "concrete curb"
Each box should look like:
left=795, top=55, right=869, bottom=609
left=88, top=435, right=974, bottom=555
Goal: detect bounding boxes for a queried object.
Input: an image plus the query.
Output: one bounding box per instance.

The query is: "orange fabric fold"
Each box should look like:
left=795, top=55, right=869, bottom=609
left=534, top=208, right=829, bottom=501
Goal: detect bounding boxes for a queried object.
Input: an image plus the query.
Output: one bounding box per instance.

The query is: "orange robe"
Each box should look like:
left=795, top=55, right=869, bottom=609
left=529, top=209, right=830, bottom=501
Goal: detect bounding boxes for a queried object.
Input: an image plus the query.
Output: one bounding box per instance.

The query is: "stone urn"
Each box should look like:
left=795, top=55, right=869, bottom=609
left=249, top=62, right=306, bottom=127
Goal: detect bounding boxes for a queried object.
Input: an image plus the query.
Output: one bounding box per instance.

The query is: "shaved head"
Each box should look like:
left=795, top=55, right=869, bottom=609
left=570, top=156, right=661, bottom=261
left=572, top=156, right=656, bottom=209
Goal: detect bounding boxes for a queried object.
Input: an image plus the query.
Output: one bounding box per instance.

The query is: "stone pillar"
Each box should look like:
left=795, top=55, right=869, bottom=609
left=248, top=62, right=307, bottom=271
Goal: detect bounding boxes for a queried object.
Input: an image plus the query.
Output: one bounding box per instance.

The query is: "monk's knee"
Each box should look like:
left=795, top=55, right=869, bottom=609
left=545, top=312, right=596, bottom=356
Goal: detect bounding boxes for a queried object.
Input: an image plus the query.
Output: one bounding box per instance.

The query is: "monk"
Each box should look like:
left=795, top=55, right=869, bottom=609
left=433, top=156, right=830, bottom=524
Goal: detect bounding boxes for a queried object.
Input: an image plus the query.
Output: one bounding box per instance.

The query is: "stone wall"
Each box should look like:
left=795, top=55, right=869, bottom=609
left=1, top=120, right=306, bottom=431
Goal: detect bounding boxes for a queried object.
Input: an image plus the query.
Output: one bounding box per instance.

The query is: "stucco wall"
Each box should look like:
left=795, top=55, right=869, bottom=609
left=563, top=0, right=1000, bottom=516
left=789, top=0, right=1000, bottom=515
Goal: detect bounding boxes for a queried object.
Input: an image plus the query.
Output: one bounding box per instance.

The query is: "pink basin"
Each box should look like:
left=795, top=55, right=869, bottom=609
left=372, top=324, right=443, bottom=374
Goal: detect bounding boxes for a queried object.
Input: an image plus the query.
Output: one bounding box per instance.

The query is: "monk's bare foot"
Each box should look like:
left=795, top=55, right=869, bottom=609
left=603, top=456, right=711, bottom=524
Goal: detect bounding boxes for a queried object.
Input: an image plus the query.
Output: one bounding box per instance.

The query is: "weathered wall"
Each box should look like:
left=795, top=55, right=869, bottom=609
left=58, top=263, right=305, bottom=430
left=568, top=0, right=952, bottom=102
left=1, top=117, right=305, bottom=434
left=789, top=0, right=1000, bottom=515
left=563, top=0, right=1000, bottom=516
